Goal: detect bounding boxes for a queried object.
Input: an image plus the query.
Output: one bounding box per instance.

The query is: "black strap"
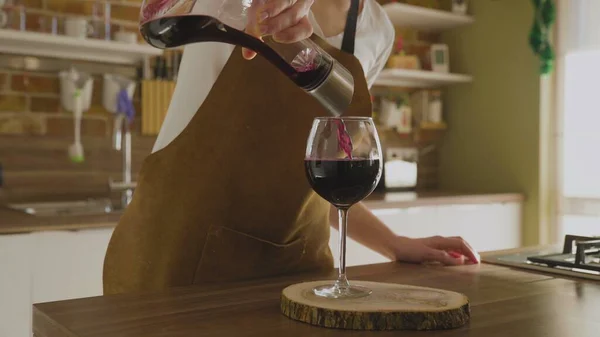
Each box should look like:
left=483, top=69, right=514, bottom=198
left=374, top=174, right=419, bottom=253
left=341, top=0, right=360, bottom=55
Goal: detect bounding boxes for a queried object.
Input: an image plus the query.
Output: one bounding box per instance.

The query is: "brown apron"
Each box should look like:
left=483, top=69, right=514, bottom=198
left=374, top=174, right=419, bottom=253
left=103, top=34, right=372, bottom=295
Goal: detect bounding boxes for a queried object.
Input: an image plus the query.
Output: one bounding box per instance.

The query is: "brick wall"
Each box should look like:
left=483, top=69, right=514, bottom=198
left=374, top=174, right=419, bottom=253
left=0, top=0, right=452, bottom=201
left=0, top=0, right=147, bottom=137
left=4, top=0, right=143, bottom=38
left=0, top=53, right=150, bottom=202
left=0, top=0, right=150, bottom=202
left=0, top=56, right=141, bottom=137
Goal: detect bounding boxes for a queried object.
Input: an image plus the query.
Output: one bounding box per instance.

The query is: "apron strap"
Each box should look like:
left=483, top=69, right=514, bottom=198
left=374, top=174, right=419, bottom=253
left=340, top=0, right=360, bottom=55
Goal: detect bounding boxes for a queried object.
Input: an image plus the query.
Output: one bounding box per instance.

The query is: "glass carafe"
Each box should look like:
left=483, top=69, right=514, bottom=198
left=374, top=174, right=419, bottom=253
left=139, top=0, right=354, bottom=116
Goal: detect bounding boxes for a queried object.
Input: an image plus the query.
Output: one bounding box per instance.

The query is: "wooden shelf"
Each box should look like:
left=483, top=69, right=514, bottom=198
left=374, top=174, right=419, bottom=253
left=383, top=2, right=474, bottom=32
left=420, top=122, right=447, bottom=130
left=374, top=68, right=472, bottom=88
left=0, top=29, right=162, bottom=65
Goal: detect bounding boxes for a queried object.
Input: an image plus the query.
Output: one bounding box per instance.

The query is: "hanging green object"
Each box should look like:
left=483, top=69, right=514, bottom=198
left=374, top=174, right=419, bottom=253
left=529, top=0, right=556, bottom=75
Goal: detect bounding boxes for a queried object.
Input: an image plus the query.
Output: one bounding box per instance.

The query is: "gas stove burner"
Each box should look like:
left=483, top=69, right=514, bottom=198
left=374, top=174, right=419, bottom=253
left=527, top=235, right=600, bottom=273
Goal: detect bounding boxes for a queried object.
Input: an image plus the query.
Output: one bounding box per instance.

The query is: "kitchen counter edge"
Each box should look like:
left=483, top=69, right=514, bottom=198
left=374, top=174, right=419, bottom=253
left=0, top=192, right=523, bottom=235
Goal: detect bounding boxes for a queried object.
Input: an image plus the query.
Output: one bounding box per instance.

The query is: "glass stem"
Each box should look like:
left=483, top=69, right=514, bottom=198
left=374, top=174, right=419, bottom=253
left=336, top=207, right=350, bottom=290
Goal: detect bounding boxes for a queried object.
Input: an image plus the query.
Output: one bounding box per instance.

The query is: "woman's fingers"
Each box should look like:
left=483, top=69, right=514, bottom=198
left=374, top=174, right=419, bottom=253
left=242, top=0, right=313, bottom=59
left=242, top=0, right=267, bottom=60
left=424, top=248, right=466, bottom=266
left=242, top=45, right=259, bottom=60
left=273, top=16, right=313, bottom=43
left=428, top=236, right=481, bottom=263
left=260, top=0, right=313, bottom=36
left=259, top=0, right=296, bottom=20
left=450, top=236, right=480, bottom=262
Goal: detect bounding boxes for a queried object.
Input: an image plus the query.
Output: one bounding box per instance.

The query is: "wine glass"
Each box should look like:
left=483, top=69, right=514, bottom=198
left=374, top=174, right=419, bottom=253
left=304, top=117, right=383, bottom=299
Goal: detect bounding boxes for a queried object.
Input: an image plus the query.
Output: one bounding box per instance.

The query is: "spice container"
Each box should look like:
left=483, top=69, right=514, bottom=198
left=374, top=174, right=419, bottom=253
left=378, top=93, right=412, bottom=134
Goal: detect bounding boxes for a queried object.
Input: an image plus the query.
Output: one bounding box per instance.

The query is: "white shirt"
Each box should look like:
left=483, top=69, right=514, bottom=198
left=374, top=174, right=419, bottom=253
left=152, top=0, right=394, bottom=152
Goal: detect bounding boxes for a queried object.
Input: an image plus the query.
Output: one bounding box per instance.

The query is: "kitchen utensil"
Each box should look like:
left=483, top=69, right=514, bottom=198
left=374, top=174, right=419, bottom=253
left=141, top=79, right=150, bottom=135
left=153, top=56, right=163, bottom=79
left=153, top=80, right=161, bottom=131
left=37, top=15, right=58, bottom=34
left=114, top=31, right=137, bottom=43
left=164, top=51, right=173, bottom=79
left=172, top=50, right=181, bottom=81
left=381, top=147, right=418, bottom=191
left=103, top=74, right=136, bottom=114
left=4, top=0, right=25, bottom=30
left=59, top=67, right=93, bottom=163
left=138, top=0, right=354, bottom=116
left=0, top=10, right=8, bottom=28
left=452, top=0, right=468, bottom=14
left=103, top=2, right=111, bottom=40
left=90, top=1, right=112, bottom=39
left=379, top=94, right=411, bottom=133
left=379, top=97, right=401, bottom=127
left=428, top=90, right=443, bottom=123
left=0, top=163, right=4, bottom=188
left=430, top=44, right=449, bottom=73
left=377, top=144, right=435, bottom=192
left=59, top=67, right=93, bottom=112
left=69, top=88, right=84, bottom=163
left=411, top=89, right=444, bottom=126
left=141, top=79, right=175, bottom=135
left=64, top=16, right=93, bottom=39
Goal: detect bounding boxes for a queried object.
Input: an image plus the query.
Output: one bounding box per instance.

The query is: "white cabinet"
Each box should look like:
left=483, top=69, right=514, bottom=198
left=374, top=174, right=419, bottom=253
left=0, top=228, right=114, bottom=337
left=0, top=201, right=522, bottom=336
left=32, top=228, right=113, bottom=304
left=0, top=234, right=33, bottom=337
left=434, top=203, right=521, bottom=252
left=330, top=201, right=522, bottom=267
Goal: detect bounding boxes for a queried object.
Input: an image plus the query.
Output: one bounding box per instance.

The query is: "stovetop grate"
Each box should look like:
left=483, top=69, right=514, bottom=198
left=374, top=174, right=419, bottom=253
left=527, top=235, right=600, bottom=273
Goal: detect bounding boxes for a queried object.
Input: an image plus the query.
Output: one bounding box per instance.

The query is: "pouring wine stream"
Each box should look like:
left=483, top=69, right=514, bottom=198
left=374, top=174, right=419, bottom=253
left=334, top=119, right=353, bottom=159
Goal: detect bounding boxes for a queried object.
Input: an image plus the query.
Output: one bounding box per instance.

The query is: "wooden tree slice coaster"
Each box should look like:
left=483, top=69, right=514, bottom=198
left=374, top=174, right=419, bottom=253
left=281, top=280, right=470, bottom=331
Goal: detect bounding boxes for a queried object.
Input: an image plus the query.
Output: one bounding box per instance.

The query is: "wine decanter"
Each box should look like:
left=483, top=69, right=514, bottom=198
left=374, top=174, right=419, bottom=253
left=139, top=0, right=354, bottom=116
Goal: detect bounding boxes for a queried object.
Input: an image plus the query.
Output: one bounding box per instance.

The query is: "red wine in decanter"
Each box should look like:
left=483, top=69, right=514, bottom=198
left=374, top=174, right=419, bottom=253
left=140, top=15, right=330, bottom=90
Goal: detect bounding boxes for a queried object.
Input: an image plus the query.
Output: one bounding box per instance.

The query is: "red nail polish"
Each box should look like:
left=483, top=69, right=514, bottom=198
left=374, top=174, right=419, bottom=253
left=449, top=251, right=462, bottom=258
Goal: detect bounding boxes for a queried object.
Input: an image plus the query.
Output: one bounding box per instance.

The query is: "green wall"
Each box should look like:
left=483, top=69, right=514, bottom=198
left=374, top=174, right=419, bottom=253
left=439, top=0, right=542, bottom=245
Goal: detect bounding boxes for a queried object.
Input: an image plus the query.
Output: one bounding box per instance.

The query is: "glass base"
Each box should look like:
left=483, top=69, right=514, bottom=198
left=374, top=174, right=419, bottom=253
left=313, top=284, right=372, bottom=299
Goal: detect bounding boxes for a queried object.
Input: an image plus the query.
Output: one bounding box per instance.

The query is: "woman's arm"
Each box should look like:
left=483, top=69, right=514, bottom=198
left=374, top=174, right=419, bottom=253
left=329, top=203, right=481, bottom=265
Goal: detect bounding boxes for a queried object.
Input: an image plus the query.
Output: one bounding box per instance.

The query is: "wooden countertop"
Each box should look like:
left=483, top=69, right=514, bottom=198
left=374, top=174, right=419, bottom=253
left=33, top=256, right=599, bottom=337
left=1, top=192, right=523, bottom=235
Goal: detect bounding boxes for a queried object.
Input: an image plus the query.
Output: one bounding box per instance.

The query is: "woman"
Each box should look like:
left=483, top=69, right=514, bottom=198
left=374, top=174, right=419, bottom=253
left=103, top=0, right=479, bottom=295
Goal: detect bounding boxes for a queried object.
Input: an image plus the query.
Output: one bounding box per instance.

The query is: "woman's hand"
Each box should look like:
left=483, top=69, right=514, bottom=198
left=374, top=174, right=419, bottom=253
left=390, top=235, right=481, bottom=266
left=243, top=0, right=315, bottom=60
left=331, top=203, right=481, bottom=267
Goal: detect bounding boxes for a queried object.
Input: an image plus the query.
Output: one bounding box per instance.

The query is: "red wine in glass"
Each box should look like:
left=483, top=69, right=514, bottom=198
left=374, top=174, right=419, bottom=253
left=304, top=159, right=380, bottom=208
left=305, top=117, right=382, bottom=299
